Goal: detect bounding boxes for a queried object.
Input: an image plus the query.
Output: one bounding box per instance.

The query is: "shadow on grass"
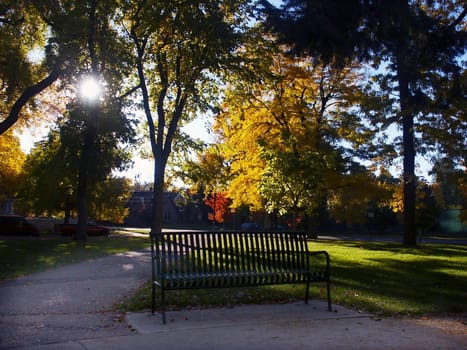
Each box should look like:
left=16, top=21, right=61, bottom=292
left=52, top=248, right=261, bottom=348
left=321, top=241, right=467, bottom=315
left=0, top=235, right=150, bottom=281
left=323, top=240, right=467, bottom=257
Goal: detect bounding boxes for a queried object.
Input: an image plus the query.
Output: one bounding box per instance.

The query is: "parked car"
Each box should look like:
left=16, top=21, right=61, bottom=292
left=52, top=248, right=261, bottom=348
left=54, top=223, right=111, bottom=236
left=0, top=215, right=40, bottom=236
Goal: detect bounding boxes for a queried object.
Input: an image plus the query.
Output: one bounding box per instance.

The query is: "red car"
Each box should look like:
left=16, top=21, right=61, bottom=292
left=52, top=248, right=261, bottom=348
left=55, top=223, right=110, bottom=236
left=0, top=215, right=40, bottom=236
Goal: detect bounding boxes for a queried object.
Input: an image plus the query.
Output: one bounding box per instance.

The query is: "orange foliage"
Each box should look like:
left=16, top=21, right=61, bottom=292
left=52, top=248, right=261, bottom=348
left=205, top=193, right=231, bottom=224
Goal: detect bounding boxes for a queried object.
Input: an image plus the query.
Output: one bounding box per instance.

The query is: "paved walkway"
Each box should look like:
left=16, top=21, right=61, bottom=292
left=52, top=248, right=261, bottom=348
left=0, top=250, right=150, bottom=349
left=0, top=249, right=466, bottom=350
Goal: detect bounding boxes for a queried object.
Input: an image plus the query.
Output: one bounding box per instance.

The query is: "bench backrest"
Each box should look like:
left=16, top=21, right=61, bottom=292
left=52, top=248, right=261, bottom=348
left=151, top=231, right=310, bottom=288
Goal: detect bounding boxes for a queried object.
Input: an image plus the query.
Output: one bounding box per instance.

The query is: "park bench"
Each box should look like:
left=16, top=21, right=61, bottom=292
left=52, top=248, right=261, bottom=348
left=150, top=231, right=331, bottom=324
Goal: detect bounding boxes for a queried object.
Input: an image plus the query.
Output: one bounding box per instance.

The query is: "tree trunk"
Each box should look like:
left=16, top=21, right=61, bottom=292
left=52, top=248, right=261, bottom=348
left=401, top=103, right=417, bottom=246
left=396, top=6, right=417, bottom=246
left=64, top=206, right=71, bottom=224
left=75, top=123, right=96, bottom=240
left=151, top=159, right=165, bottom=235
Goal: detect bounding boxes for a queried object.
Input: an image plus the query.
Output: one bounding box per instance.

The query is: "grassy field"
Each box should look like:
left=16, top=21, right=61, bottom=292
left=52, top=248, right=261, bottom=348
left=1, top=234, right=466, bottom=316
left=313, top=240, right=467, bottom=315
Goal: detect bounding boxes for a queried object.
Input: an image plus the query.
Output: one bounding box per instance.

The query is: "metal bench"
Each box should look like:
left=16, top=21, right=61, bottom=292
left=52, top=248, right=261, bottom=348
left=150, top=231, right=331, bottom=324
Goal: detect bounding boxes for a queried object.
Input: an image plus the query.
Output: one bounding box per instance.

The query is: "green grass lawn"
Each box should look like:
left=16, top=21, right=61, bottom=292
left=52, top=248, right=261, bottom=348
left=1, top=234, right=466, bottom=316
left=0, top=233, right=150, bottom=281
left=119, top=239, right=467, bottom=316
left=313, top=240, right=467, bottom=315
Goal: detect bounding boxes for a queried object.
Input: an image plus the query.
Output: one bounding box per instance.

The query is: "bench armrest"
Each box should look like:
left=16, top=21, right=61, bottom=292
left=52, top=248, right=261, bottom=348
left=306, top=250, right=330, bottom=275
left=307, top=250, right=330, bottom=259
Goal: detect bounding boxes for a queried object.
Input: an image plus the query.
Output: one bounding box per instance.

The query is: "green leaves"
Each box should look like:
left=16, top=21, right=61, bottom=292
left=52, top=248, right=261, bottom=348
left=259, top=147, right=327, bottom=216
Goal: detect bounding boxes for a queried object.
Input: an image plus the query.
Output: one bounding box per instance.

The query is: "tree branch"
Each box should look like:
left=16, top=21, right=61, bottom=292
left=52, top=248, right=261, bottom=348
left=0, top=66, right=64, bottom=135
left=116, top=84, right=141, bottom=101
left=449, top=6, right=467, bottom=28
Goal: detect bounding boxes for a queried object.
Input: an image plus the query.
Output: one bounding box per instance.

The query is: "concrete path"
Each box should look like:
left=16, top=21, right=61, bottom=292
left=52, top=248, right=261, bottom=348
left=0, top=250, right=150, bottom=349
left=1, top=249, right=466, bottom=350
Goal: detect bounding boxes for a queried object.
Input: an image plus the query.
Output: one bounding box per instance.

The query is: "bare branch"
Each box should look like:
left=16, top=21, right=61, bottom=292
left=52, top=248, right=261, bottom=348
left=449, top=6, right=467, bottom=28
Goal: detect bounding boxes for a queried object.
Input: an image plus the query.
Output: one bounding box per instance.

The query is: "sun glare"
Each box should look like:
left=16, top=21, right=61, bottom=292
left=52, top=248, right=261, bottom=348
left=79, top=76, right=101, bottom=101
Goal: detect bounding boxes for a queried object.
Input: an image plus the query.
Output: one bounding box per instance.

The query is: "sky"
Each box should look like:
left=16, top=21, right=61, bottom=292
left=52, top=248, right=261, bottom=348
left=115, top=116, right=215, bottom=184
left=18, top=115, right=215, bottom=185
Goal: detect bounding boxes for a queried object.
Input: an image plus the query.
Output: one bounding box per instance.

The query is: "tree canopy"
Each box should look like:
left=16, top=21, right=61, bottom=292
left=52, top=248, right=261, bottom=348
left=212, top=48, right=392, bottom=227
left=20, top=92, right=135, bottom=222
left=0, top=1, right=61, bottom=134
left=0, top=1, right=464, bottom=240
left=261, top=0, right=466, bottom=244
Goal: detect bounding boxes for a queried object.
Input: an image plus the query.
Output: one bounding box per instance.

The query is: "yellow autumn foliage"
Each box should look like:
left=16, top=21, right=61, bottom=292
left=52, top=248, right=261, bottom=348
left=0, top=131, right=26, bottom=198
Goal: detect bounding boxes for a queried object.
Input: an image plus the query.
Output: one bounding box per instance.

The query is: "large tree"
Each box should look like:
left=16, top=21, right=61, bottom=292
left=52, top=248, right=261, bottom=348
left=261, top=0, right=466, bottom=245
left=0, top=1, right=141, bottom=239
left=120, top=0, right=257, bottom=234
left=214, top=49, right=383, bottom=227
left=20, top=103, right=135, bottom=222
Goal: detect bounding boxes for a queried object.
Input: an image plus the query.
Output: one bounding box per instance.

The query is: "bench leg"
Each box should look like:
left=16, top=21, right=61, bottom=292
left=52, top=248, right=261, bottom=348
left=305, top=281, right=310, bottom=304
left=151, top=282, right=156, bottom=315
left=161, top=288, right=166, bottom=324
left=152, top=283, right=167, bottom=324
left=326, top=278, right=332, bottom=311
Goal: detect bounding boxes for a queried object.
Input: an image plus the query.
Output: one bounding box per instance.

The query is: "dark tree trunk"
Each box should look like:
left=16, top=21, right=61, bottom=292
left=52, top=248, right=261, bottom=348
left=151, top=159, right=166, bottom=235
left=75, top=122, right=96, bottom=240
left=396, top=3, right=417, bottom=246
left=400, top=92, right=417, bottom=246
left=64, top=206, right=71, bottom=224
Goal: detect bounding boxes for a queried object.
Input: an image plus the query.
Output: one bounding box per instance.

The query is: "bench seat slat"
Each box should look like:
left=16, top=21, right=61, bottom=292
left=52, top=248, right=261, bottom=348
left=162, top=270, right=310, bottom=282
